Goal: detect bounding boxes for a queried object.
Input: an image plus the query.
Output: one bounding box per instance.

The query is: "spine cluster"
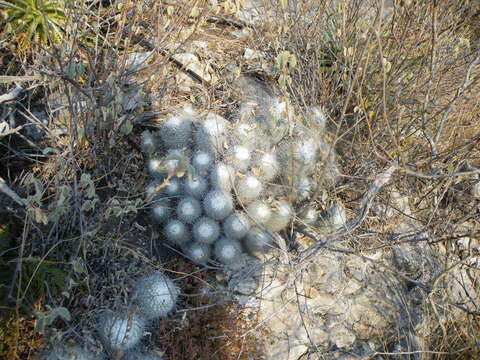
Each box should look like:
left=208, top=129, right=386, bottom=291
left=143, top=93, right=334, bottom=265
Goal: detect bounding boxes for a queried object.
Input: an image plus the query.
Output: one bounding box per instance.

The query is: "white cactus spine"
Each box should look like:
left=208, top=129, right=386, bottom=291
left=203, top=190, right=233, bottom=221
left=236, top=175, right=263, bottom=204
left=192, top=151, right=214, bottom=173
left=160, top=107, right=194, bottom=150
left=192, top=217, right=220, bottom=244
left=246, top=201, right=272, bottom=224
left=255, top=151, right=279, bottom=181
left=140, top=130, right=157, bottom=154
left=97, top=310, right=145, bottom=352
left=132, top=272, right=179, bottom=320
left=183, top=242, right=211, bottom=265
left=195, top=112, right=229, bottom=154
left=228, top=145, right=251, bottom=171
left=183, top=175, right=208, bottom=199
left=210, top=162, right=235, bottom=192
left=151, top=200, right=171, bottom=224
left=147, top=157, right=164, bottom=179
left=214, top=238, right=242, bottom=265
left=245, top=227, right=274, bottom=253
left=161, top=177, right=183, bottom=198
left=266, top=200, right=293, bottom=232
left=223, top=212, right=251, bottom=240
left=176, top=197, right=202, bottom=224
left=163, top=219, right=189, bottom=245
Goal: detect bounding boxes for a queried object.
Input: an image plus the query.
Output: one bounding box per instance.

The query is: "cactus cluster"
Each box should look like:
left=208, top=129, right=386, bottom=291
left=96, top=271, right=178, bottom=353
left=40, top=272, right=175, bottom=359
left=38, top=78, right=338, bottom=360
left=143, top=81, right=337, bottom=265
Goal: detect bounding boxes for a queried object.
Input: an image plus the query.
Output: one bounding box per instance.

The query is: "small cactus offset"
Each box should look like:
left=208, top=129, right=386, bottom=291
left=142, top=77, right=338, bottom=264
left=97, top=309, right=145, bottom=352
left=40, top=343, right=99, bottom=360
left=132, top=272, right=179, bottom=320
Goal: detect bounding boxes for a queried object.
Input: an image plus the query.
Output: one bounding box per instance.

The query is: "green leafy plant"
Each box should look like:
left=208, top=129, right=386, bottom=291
left=19, top=257, right=68, bottom=303
left=0, top=0, right=68, bottom=51
left=34, top=305, right=71, bottom=333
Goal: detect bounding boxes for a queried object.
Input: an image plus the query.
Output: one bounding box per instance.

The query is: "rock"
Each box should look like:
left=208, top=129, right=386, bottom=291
left=326, top=201, right=347, bottom=230
left=315, top=201, right=347, bottom=232
left=236, top=0, right=265, bottom=24
left=329, top=325, right=356, bottom=348
left=371, top=190, right=411, bottom=218
left=244, top=48, right=266, bottom=60
left=173, top=53, right=213, bottom=84
left=124, top=51, right=153, bottom=72
left=231, top=276, right=258, bottom=295
left=442, top=256, right=480, bottom=315
left=225, top=224, right=449, bottom=359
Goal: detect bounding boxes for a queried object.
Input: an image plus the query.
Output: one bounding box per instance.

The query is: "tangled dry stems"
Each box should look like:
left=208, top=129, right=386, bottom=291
left=0, top=0, right=479, bottom=359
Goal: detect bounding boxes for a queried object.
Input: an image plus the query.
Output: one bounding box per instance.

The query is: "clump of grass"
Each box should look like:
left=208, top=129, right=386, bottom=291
left=0, top=0, right=68, bottom=54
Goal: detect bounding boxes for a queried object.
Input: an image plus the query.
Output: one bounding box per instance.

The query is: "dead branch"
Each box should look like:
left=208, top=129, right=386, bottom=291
left=298, top=164, right=397, bottom=262
left=0, top=76, right=37, bottom=84
left=0, top=86, right=24, bottom=104
left=0, top=123, right=35, bottom=138
left=0, top=177, right=26, bottom=206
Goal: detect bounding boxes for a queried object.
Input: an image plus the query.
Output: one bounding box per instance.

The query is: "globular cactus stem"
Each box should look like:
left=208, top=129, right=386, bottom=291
left=176, top=197, right=202, bottom=224
left=227, top=145, right=251, bottom=171
left=97, top=309, right=145, bottom=352
left=214, top=238, right=242, bottom=265
left=140, top=131, right=158, bottom=154
left=132, top=272, right=179, bottom=320
left=254, top=151, right=279, bottom=181
left=163, top=219, right=189, bottom=246
left=151, top=200, right=172, bottom=224
left=210, top=162, right=235, bottom=192
left=246, top=201, right=272, bottom=225
left=160, top=177, right=183, bottom=199
left=245, top=227, right=275, bottom=254
left=223, top=212, right=251, bottom=240
left=183, top=174, right=208, bottom=199
left=183, top=242, right=211, bottom=265
left=192, top=216, right=220, bottom=244
left=194, top=112, right=229, bottom=155
left=236, top=175, right=263, bottom=204
left=192, top=150, right=214, bottom=173
left=160, top=107, right=194, bottom=150
left=266, top=200, right=293, bottom=232
left=203, top=190, right=233, bottom=221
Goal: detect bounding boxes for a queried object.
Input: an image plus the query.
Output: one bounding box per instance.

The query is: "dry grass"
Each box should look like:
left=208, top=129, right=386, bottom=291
left=1, top=0, right=480, bottom=358
left=155, top=260, right=265, bottom=360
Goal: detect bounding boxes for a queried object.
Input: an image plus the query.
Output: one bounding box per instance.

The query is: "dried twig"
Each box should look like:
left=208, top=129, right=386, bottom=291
left=0, top=75, right=37, bottom=84
left=0, top=86, right=24, bottom=104
left=298, top=164, right=397, bottom=262
left=0, top=177, right=26, bottom=206
left=433, top=53, right=480, bottom=148
left=421, top=0, right=439, bottom=154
